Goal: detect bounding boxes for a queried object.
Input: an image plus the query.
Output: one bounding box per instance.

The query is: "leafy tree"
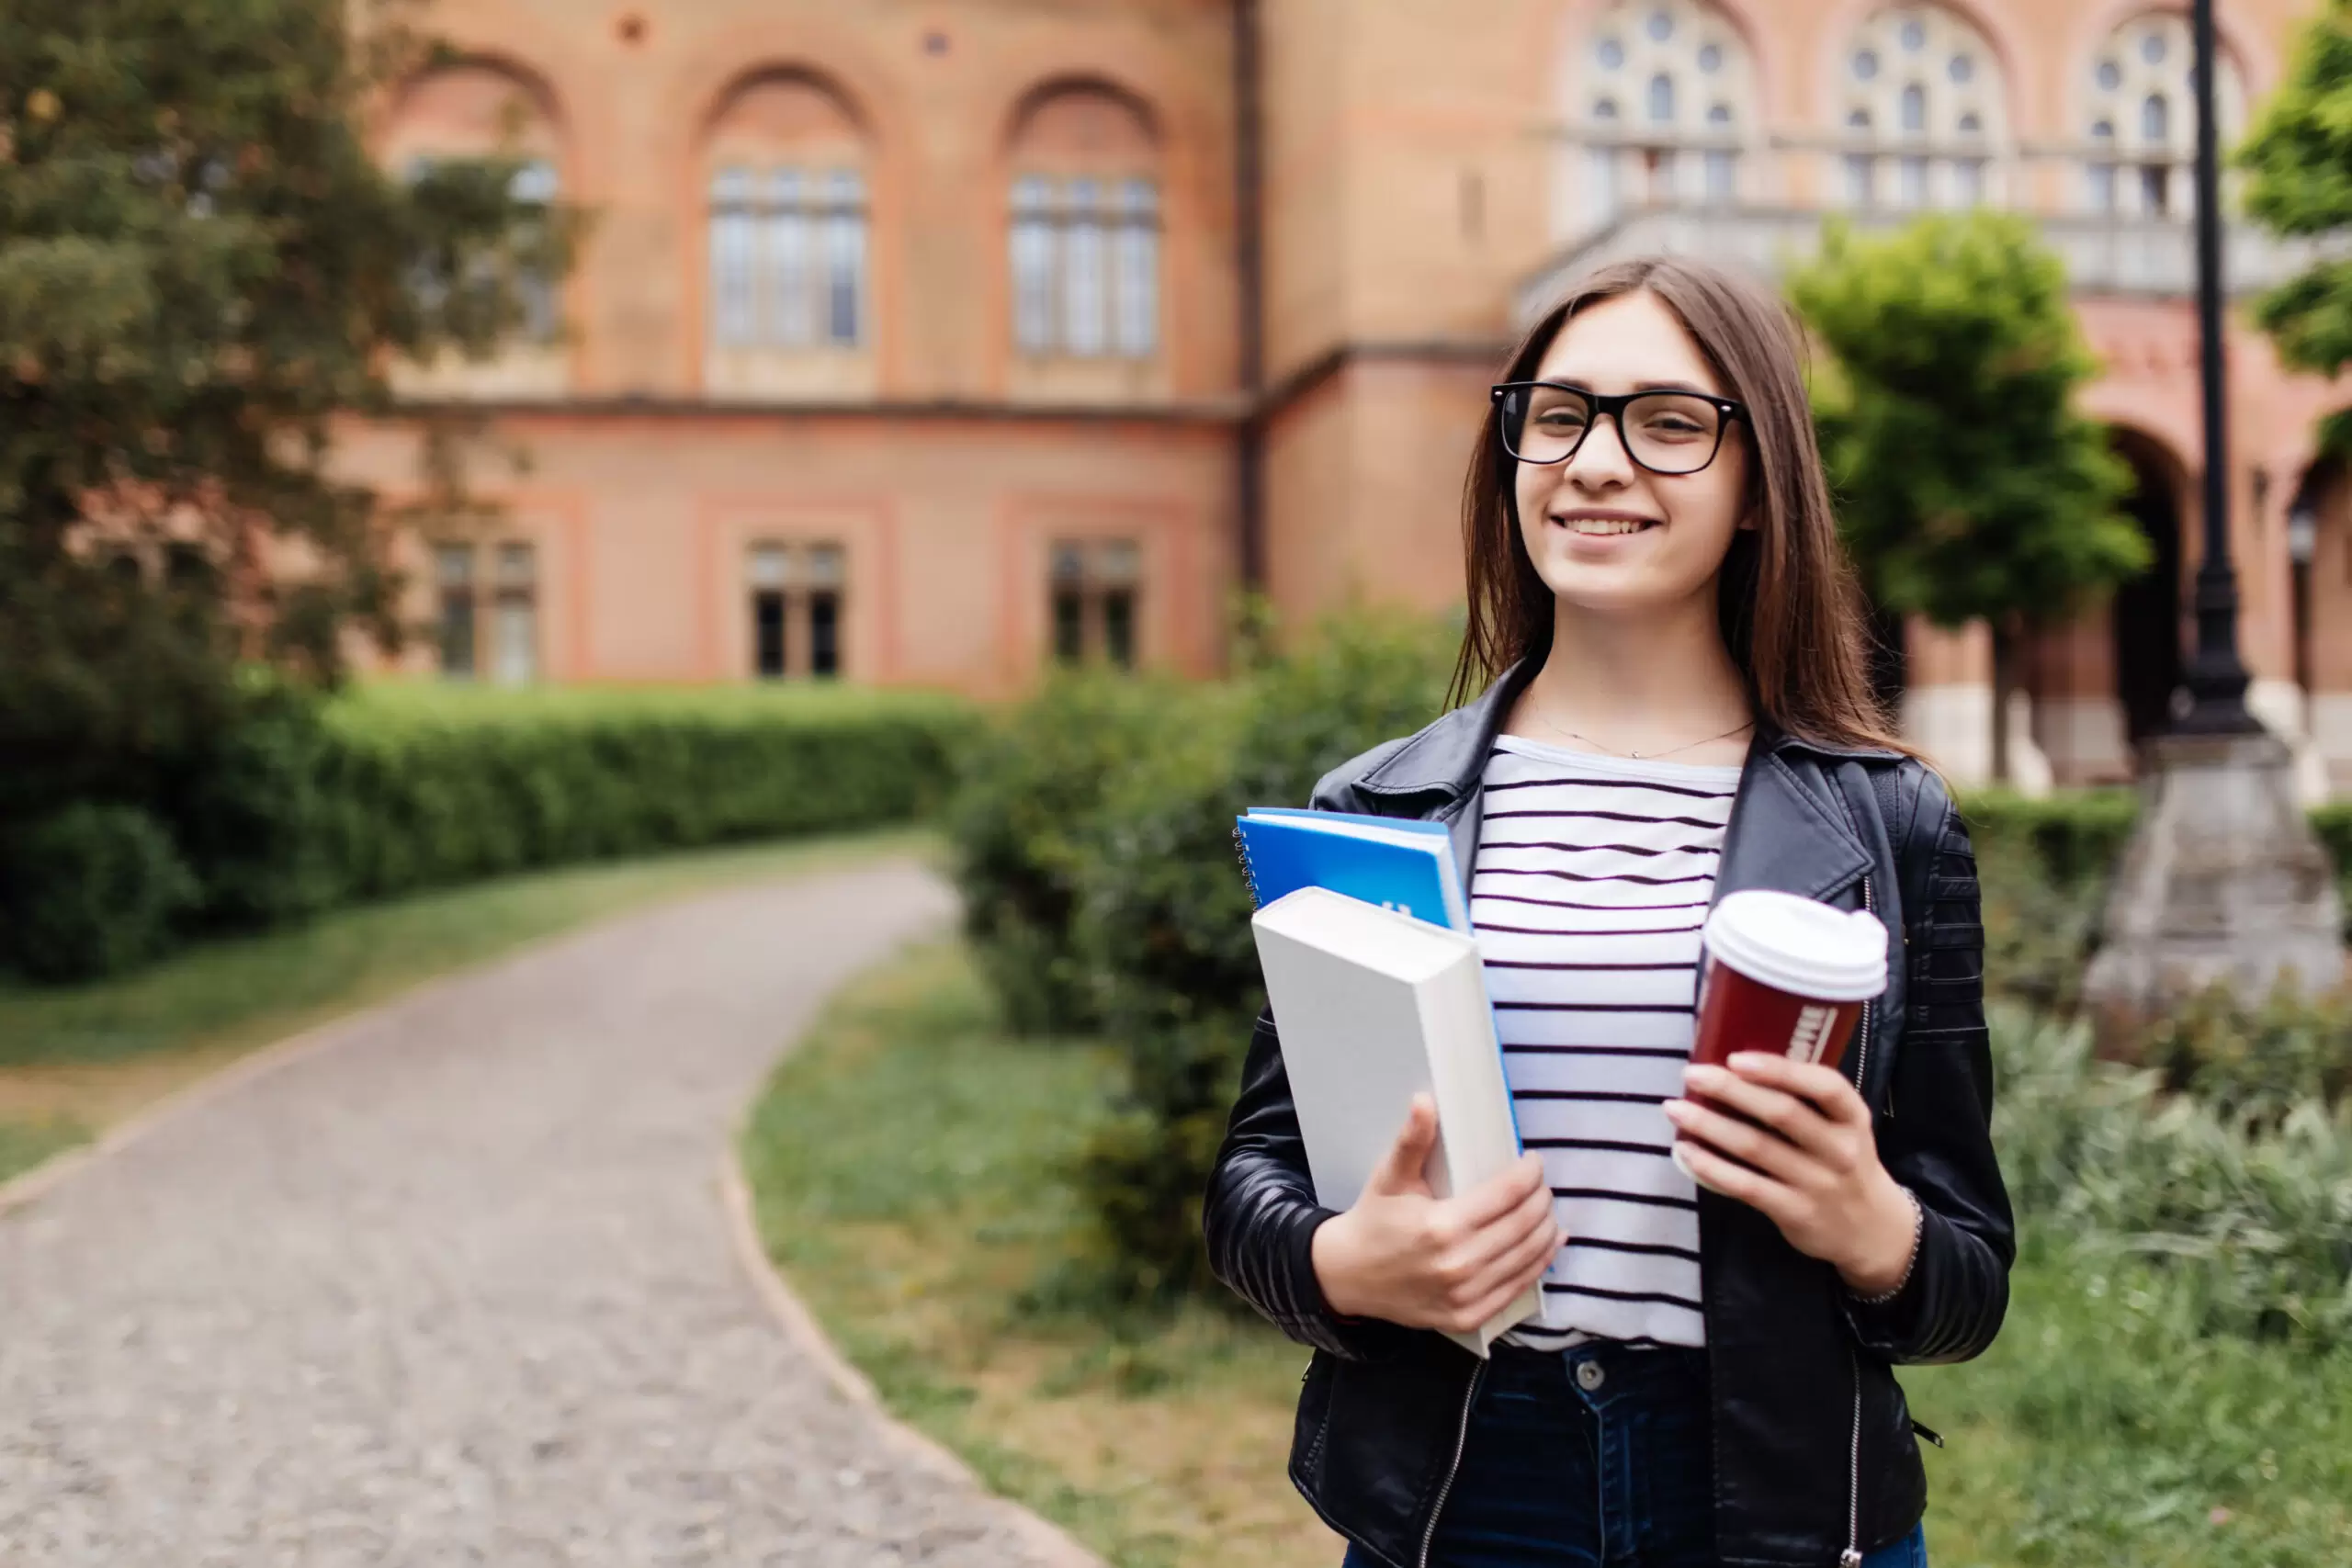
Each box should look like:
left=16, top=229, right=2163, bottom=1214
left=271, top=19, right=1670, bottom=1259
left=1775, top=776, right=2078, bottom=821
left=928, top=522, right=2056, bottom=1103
left=1791, top=214, right=2144, bottom=781
left=2240, top=0, right=2352, bottom=456
left=0, top=0, right=575, bottom=824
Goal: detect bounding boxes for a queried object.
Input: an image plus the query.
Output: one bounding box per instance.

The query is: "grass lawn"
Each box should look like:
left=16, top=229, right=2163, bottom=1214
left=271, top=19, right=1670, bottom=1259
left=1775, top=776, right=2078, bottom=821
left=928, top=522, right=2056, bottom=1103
left=0, top=826, right=939, bottom=1187
left=743, top=937, right=2352, bottom=1568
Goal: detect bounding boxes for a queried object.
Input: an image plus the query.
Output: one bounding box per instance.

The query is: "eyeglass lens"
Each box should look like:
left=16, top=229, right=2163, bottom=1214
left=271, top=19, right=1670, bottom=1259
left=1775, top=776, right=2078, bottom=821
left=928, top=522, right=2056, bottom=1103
left=1502, top=387, right=1725, bottom=475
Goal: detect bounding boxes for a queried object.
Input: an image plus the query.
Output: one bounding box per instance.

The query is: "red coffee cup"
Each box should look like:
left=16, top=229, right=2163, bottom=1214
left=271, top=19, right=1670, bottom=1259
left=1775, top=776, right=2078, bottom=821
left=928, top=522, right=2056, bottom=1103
left=1690, top=889, right=1889, bottom=1076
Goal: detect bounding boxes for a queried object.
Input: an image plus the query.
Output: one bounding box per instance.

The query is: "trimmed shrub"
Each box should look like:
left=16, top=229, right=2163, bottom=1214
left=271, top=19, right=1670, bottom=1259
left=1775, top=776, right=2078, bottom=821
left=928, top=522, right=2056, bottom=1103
left=169, top=681, right=351, bottom=928
left=0, top=803, right=198, bottom=982
left=317, top=685, right=972, bottom=899
left=945, top=669, right=1177, bottom=1035
left=3, top=681, right=976, bottom=987
left=1956, top=785, right=2139, bottom=891
left=1990, top=1002, right=2352, bottom=1348
left=1065, top=613, right=1458, bottom=1300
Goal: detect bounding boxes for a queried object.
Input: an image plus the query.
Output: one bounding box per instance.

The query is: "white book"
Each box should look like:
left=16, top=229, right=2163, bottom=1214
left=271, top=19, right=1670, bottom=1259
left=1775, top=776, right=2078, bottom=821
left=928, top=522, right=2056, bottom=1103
left=1250, top=885, right=1540, bottom=1359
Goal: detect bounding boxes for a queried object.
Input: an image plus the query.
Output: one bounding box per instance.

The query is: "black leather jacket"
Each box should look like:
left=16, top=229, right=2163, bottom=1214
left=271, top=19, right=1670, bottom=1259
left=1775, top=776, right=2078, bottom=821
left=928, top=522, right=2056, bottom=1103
left=1204, top=658, right=2013, bottom=1568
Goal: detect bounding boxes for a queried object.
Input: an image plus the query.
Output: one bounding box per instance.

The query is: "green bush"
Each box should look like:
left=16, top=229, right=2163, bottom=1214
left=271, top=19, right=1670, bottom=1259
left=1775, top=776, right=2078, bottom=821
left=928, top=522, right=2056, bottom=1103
left=1956, top=785, right=2139, bottom=891
left=317, top=684, right=972, bottom=899
left=0, top=803, right=198, bottom=982
left=1990, top=1002, right=2352, bottom=1349
left=944, top=669, right=1177, bottom=1035
left=1065, top=613, right=1458, bottom=1300
left=3, top=680, right=975, bottom=986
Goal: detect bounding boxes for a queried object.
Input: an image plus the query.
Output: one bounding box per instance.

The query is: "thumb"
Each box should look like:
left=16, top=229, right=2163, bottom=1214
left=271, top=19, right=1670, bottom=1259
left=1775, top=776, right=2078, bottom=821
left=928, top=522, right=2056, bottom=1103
left=1368, top=1094, right=1439, bottom=1195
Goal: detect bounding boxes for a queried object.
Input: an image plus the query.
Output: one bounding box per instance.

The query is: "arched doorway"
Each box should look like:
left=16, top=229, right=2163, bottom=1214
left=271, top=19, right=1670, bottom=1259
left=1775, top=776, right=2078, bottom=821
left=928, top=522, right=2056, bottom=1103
left=2109, top=435, right=2187, bottom=749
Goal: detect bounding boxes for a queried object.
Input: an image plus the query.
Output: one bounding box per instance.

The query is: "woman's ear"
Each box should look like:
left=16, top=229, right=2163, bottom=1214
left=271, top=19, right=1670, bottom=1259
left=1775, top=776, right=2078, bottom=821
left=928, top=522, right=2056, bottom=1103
left=1736, top=509, right=1761, bottom=533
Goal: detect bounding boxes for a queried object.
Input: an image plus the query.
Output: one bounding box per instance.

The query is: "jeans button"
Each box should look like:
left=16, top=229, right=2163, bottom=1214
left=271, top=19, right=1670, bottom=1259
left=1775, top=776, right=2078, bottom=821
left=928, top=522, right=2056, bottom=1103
left=1575, top=1359, right=1606, bottom=1392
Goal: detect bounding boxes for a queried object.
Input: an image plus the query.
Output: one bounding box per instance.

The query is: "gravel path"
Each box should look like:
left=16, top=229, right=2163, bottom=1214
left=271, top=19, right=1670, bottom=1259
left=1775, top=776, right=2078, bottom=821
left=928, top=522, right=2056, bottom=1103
left=0, top=860, right=1086, bottom=1568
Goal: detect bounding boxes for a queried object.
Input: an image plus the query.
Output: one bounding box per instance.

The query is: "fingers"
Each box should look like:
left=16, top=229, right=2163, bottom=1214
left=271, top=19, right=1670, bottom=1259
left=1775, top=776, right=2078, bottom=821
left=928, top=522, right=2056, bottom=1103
left=1367, top=1095, right=1440, bottom=1195
left=1662, top=1095, right=1810, bottom=1184
left=1448, top=1174, right=1556, bottom=1277
left=1447, top=1213, right=1562, bottom=1332
left=1678, top=1062, right=1847, bottom=1160
left=1453, top=1150, right=1548, bottom=1229
left=1720, top=1052, right=1869, bottom=1125
left=1669, top=1136, right=1794, bottom=1220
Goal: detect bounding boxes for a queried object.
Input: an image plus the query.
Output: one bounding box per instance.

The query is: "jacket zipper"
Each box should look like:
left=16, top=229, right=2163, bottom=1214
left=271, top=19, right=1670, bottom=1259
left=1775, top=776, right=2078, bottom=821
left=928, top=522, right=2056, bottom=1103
left=1839, top=1347, right=1865, bottom=1567
left=1838, top=873, right=1875, bottom=1568
left=1419, top=1360, right=1485, bottom=1568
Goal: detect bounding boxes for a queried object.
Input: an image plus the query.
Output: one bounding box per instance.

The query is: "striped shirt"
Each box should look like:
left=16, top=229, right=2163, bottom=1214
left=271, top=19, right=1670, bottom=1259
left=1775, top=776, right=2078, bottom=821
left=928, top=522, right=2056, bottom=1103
left=1473, top=734, right=1739, bottom=1351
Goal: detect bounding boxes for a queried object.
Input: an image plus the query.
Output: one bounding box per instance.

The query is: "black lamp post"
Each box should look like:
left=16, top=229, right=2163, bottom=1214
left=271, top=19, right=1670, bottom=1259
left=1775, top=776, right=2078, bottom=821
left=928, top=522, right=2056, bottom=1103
left=2175, top=0, right=2262, bottom=736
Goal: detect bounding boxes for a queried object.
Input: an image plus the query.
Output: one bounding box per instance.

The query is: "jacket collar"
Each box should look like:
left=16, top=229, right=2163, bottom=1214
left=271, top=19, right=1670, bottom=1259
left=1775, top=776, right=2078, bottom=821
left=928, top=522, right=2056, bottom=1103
left=1360, top=655, right=1883, bottom=903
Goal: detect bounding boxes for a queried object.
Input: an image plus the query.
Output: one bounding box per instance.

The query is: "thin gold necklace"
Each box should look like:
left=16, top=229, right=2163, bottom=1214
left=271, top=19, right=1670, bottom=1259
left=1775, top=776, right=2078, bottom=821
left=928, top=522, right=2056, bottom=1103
left=1532, top=716, right=1755, bottom=761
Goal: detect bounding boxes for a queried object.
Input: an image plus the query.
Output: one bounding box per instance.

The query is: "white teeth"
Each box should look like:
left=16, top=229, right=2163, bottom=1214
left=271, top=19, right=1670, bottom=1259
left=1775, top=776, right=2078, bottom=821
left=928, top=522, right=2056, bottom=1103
left=1559, top=517, right=1650, bottom=536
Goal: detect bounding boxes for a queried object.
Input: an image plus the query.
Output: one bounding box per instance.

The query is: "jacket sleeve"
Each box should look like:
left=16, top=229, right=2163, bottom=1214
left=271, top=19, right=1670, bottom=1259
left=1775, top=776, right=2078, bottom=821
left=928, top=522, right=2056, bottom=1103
left=1842, top=769, right=2017, bottom=1364
left=1200, top=750, right=1424, bottom=1361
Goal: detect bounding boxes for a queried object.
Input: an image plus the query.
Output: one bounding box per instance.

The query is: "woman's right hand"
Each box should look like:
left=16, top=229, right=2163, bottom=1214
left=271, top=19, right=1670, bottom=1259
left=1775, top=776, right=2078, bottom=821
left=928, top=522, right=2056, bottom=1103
left=1309, top=1094, right=1561, bottom=1336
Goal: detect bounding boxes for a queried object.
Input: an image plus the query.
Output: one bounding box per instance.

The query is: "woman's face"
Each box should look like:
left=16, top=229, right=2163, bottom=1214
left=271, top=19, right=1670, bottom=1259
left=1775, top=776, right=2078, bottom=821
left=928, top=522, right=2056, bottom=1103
left=1510, top=289, right=1753, bottom=618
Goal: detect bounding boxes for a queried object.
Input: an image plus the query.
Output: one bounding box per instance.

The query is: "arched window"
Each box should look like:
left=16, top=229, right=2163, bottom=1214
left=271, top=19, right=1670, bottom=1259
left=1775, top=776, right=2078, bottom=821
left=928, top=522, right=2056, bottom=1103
left=701, top=73, right=872, bottom=395
left=1007, top=85, right=1160, bottom=362
left=1836, top=6, right=2006, bottom=211
left=382, top=62, right=569, bottom=395
left=2081, top=12, right=2245, bottom=218
left=1567, top=0, right=1758, bottom=237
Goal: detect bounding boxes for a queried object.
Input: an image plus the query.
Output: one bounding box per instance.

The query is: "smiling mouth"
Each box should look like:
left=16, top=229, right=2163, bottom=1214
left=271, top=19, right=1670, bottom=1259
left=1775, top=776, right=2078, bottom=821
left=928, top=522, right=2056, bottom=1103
left=1552, top=514, right=1659, bottom=536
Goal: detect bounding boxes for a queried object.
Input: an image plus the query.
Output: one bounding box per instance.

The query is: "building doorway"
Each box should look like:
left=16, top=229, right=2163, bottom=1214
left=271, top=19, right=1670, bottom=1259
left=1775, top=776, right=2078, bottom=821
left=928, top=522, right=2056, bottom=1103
left=2109, top=436, right=2186, bottom=749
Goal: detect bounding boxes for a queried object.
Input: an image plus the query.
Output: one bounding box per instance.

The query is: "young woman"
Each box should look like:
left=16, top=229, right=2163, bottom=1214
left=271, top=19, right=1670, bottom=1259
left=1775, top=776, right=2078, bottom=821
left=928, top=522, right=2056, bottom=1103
left=1204, top=255, right=2011, bottom=1568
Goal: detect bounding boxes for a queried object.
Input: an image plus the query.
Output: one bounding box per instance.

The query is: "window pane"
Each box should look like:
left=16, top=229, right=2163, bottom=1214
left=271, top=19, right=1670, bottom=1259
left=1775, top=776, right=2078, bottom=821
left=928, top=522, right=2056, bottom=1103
left=1102, top=588, right=1136, bottom=670
left=712, top=167, right=757, bottom=346
left=1845, top=153, right=1875, bottom=207
left=1956, top=158, right=1985, bottom=206
left=1050, top=540, right=1087, bottom=583
left=808, top=589, right=841, bottom=678
left=805, top=543, right=845, bottom=588
left=493, top=599, right=537, bottom=685
left=1094, top=537, right=1141, bottom=585
left=1114, top=179, right=1159, bottom=358
left=825, top=170, right=865, bottom=346
left=1703, top=150, right=1736, bottom=203
left=1899, top=84, right=1925, bottom=135
left=1647, top=73, right=1674, bottom=124
left=1051, top=589, right=1085, bottom=664
left=1899, top=155, right=1928, bottom=208
left=512, top=160, right=560, bottom=343
left=753, top=589, right=786, bottom=677
left=2087, top=163, right=2117, bottom=211
left=750, top=542, right=791, bottom=588
left=435, top=544, right=476, bottom=679
left=495, top=541, right=537, bottom=589
left=1012, top=177, right=1057, bottom=353
left=1064, top=178, right=1107, bottom=357
left=770, top=170, right=813, bottom=346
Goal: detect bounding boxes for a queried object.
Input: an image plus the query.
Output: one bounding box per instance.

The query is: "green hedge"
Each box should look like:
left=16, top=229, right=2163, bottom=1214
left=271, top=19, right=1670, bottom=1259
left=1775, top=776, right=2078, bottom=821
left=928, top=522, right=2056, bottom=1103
left=0, top=679, right=976, bottom=983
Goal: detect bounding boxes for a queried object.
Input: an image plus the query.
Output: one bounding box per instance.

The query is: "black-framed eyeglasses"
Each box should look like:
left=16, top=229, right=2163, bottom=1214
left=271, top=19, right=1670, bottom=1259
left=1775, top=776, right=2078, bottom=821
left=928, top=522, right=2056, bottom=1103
left=1490, top=381, right=1746, bottom=476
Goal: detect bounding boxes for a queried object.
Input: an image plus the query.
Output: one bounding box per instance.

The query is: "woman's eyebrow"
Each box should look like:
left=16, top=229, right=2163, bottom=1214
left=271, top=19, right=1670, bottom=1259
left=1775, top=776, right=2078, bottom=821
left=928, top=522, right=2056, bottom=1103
left=1540, top=376, right=1718, bottom=397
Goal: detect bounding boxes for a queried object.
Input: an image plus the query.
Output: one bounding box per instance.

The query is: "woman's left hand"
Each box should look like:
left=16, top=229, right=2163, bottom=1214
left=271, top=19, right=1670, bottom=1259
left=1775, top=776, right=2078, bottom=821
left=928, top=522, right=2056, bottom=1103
left=1663, top=1052, right=1918, bottom=1298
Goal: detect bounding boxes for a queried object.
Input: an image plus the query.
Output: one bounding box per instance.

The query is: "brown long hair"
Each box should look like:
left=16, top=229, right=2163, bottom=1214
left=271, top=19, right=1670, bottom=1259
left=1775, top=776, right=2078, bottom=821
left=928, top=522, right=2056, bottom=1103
left=1447, top=254, right=1910, bottom=757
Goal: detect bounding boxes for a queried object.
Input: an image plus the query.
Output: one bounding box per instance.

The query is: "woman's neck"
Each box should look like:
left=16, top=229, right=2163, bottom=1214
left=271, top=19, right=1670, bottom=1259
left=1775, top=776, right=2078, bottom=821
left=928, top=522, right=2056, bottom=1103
left=1507, top=585, right=1755, bottom=762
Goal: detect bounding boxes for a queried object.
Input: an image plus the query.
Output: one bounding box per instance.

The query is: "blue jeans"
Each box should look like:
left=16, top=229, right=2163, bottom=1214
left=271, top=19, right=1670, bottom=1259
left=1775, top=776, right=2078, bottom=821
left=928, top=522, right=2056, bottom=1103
left=1338, top=1340, right=1929, bottom=1568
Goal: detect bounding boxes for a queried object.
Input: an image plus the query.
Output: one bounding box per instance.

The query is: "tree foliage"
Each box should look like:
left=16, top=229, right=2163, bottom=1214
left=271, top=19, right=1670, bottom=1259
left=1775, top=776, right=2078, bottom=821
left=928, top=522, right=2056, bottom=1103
left=0, top=0, right=575, bottom=822
left=1791, top=213, right=2144, bottom=631
left=2240, top=0, right=2352, bottom=455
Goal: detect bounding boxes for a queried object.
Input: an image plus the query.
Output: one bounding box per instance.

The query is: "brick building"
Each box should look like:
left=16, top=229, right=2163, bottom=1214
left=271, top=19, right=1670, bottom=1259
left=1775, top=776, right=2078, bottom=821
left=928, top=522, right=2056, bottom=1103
left=346, top=0, right=2352, bottom=793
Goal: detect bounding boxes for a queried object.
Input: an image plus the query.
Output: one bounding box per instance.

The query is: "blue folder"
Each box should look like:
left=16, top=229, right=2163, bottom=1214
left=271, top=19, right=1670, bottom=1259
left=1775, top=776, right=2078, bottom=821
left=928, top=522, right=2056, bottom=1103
left=1234, top=807, right=1470, bottom=933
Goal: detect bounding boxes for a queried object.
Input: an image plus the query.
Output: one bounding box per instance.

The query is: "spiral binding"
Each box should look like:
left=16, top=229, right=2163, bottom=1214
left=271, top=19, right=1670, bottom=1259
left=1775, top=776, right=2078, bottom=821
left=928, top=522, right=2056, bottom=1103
left=1232, top=821, right=1261, bottom=908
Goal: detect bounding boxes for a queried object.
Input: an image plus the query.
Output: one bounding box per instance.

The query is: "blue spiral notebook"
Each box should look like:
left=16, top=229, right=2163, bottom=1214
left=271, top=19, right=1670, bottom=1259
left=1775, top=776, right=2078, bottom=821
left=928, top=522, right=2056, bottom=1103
left=1232, top=807, right=1470, bottom=933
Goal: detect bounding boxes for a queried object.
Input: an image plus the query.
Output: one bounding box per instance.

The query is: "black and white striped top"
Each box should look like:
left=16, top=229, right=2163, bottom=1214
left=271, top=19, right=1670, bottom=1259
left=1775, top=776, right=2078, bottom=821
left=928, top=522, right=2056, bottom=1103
left=1473, top=734, right=1739, bottom=1351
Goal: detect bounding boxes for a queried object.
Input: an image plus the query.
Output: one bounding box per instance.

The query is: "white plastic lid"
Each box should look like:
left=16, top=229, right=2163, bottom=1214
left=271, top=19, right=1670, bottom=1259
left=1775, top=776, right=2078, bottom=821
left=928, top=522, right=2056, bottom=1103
left=1702, top=889, right=1888, bottom=1001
